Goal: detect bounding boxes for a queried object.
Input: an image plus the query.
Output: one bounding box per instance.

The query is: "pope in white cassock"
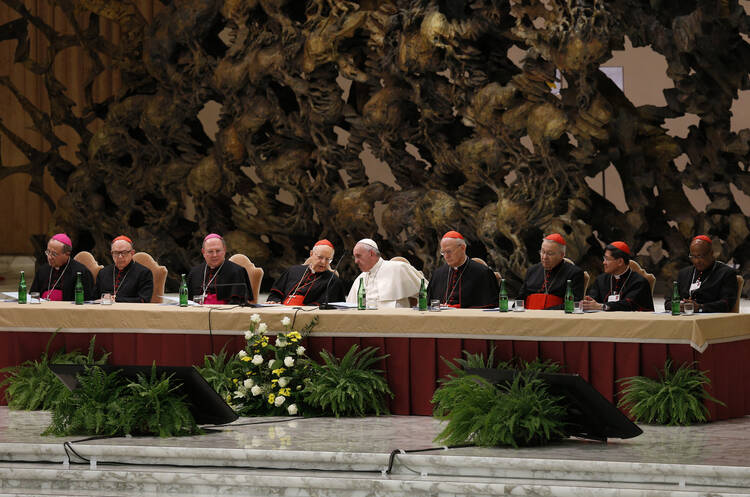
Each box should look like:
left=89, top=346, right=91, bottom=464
left=346, top=239, right=425, bottom=308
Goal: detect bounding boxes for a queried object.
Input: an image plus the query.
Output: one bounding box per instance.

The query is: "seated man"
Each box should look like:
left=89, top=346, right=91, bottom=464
left=427, top=231, right=499, bottom=308
left=664, top=235, right=738, bottom=313
left=267, top=239, right=345, bottom=306
left=30, top=233, right=94, bottom=301
left=346, top=238, right=424, bottom=308
left=518, top=233, right=584, bottom=310
left=582, top=241, right=654, bottom=311
left=186, top=234, right=252, bottom=304
left=95, top=235, right=154, bottom=303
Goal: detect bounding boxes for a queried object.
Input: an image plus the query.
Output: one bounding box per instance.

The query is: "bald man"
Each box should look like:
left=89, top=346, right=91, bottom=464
left=346, top=238, right=424, bottom=308
left=664, top=235, right=738, bottom=313
left=267, top=239, right=345, bottom=306
left=426, top=231, right=499, bottom=308
left=95, top=235, right=154, bottom=303
left=186, top=234, right=252, bottom=305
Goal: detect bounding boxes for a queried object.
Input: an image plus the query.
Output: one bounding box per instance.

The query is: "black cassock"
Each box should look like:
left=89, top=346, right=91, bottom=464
left=664, top=262, right=738, bottom=313
left=186, top=260, right=252, bottom=304
left=266, top=265, right=345, bottom=305
left=95, top=261, right=154, bottom=303
left=517, top=261, right=585, bottom=310
left=29, top=258, right=95, bottom=301
left=588, top=268, right=654, bottom=311
left=427, top=258, right=499, bottom=308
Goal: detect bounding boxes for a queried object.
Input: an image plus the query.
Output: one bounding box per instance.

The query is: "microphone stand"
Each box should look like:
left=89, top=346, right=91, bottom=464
left=318, top=254, right=346, bottom=310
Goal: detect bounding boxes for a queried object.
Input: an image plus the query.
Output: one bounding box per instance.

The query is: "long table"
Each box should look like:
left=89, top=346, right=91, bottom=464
left=1, top=302, right=749, bottom=419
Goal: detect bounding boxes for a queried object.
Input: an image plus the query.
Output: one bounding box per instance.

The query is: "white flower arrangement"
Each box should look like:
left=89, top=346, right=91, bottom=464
left=230, top=315, right=315, bottom=416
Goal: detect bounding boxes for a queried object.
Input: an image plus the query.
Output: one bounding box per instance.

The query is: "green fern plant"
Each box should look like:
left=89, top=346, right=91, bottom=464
left=617, top=359, right=724, bottom=425
left=45, top=364, right=201, bottom=437
left=432, top=372, right=567, bottom=447
left=302, top=345, right=393, bottom=417
left=1, top=333, right=109, bottom=410
left=195, top=347, right=243, bottom=403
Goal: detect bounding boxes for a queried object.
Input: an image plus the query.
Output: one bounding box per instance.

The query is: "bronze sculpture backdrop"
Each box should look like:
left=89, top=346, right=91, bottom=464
left=1, top=0, right=749, bottom=292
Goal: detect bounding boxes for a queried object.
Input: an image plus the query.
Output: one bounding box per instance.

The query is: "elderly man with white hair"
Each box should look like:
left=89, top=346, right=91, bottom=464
left=517, top=233, right=584, bottom=310
left=346, top=238, right=424, bottom=308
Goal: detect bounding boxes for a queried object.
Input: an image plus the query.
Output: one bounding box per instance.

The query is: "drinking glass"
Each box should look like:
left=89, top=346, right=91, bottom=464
left=100, top=293, right=113, bottom=305
left=683, top=302, right=694, bottom=315
left=429, top=299, right=441, bottom=312
left=514, top=299, right=525, bottom=312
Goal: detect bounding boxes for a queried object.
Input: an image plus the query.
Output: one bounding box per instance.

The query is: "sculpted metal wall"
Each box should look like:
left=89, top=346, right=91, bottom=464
left=1, top=0, right=749, bottom=290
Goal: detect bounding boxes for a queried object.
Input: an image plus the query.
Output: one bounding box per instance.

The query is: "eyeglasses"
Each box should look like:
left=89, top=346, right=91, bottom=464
left=44, top=250, right=60, bottom=257
left=440, top=248, right=457, bottom=257
left=540, top=250, right=561, bottom=258
left=111, top=251, right=133, bottom=258
left=603, top=256, right=617, bottom=262
left=689, top=253, right=710, bottom=260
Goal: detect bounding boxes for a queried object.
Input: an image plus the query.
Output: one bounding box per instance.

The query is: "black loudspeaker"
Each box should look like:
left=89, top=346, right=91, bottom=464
left=466, top=368, right=642, bottom=442
left=50, top=364, right=238, bottom=425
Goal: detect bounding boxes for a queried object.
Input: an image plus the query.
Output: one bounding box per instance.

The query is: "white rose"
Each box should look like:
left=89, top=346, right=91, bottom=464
left=287, top=404, right=298, bottom=415
left=268, top=359, right=276, bottom=369
left=243, top=378, right=254, bottom=389
left=251, top=313, right=261, bottom=324
left=244, top=330, right=253, bottom=340
left=276, top=337, right=287, bottom=347
left=274, top=395, right=286, bottom=407
left=296, top=346, right=306, bottom=356
left=251, top=354, right=263, bottom=365
left=284, top=356, right=295, bottom=367
left=233, top=389, right=246, bottom=399
left=251, top=385, right=262, bottom=396
left=281, top=316, right=291, bottom=327
left=258, top=323, right=268, bottom=333
left=237, top=350, right=247, bottom=358
left=278, top=377, right=289, bottom=388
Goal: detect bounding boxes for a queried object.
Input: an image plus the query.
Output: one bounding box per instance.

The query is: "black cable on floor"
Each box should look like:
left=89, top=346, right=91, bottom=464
left=384, top=445, right=474, bottom=474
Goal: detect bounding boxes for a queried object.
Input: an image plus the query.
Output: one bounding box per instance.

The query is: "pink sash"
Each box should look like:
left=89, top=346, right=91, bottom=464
left=42, top=289, right=63, bottom=301
left=203, top=293, right=226, bottom=305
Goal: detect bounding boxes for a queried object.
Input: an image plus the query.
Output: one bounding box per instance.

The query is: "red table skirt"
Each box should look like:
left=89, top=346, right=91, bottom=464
left=1, top=331, right=748, bottom=420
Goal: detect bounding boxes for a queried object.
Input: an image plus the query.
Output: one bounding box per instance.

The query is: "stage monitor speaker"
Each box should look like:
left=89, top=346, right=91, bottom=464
left=50, top=364, right=238, bottom=426
left=466, top=368, right=642, bottom=442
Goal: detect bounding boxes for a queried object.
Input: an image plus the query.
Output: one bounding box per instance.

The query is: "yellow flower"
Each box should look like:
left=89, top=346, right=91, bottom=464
left=268, top=393, right=275, bottom=404
left=241, top=356, right=251, bottom=362
left=271, top=379, right=278, bottom=385
left=272, top=367, right=286, bottom=376
left=233, top=378, right=239, bottom=383
left=279, top=388, right=291, bottom=396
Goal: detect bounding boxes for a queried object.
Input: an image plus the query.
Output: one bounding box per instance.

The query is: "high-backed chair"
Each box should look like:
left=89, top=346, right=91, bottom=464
left=472, top=257, right=502, bottom=283
left=132, top=252, right=167, bottom=303
left=229, top=254, right=263, bottom=304
left=390, top=256, right=409, bottom=263
left=733, top=275, right=744, bottom=313
left=563, top=257, right=590, bottom=294
left=629, top=259, right=656, bottom=295
left=74, top=251, right=103, bottom=283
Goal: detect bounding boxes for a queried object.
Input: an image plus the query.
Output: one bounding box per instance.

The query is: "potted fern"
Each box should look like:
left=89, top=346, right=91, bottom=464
left=618, top=359, right=725, bottom=425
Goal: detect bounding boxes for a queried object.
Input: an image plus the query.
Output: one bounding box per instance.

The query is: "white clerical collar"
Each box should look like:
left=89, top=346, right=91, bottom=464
left=613, top=267, right=629, bottom=279
left=368, top=257, right=384, bottom=276
left=452, top=256, right=468, bottom=271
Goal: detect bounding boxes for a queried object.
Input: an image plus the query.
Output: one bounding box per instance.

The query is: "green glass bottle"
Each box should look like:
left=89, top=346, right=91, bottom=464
left=499, top=278, right=508, bottom=312
left=18, top=270, right=27, bottom=304
left=418, top=278, right=428, bottom=311
left=179, top=274, right=188, bottom=307
left=74, top=272, right=84, bottom=305
left=564, top=279, right=574, bottom=314
left=671, top=281, right=680, bottom=316
left=357, top=278, right=366, bottom=310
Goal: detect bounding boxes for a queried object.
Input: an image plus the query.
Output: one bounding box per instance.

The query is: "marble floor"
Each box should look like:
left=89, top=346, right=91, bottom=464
left=1, top=408, right=749, bottom=467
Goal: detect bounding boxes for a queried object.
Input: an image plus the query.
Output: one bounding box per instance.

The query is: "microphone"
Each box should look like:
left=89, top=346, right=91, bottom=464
left=318, top=254, right=346, bottom=310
